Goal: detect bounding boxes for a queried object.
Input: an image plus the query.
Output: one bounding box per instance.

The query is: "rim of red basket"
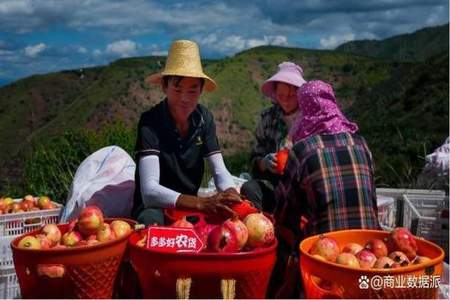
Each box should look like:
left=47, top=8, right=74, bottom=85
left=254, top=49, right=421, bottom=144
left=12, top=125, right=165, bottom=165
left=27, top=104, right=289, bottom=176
left=299, top=229, right=445, bottom=274
left=11, top=218, right=136, bottom=253
left=128, top=230, right=278, bottom=257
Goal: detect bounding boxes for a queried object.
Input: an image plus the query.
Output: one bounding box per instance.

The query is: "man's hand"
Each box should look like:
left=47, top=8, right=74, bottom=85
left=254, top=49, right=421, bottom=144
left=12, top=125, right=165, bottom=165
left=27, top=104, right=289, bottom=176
left=260, top=153, right=278, bottom=174
left=198, top=191, right=242, bottom=216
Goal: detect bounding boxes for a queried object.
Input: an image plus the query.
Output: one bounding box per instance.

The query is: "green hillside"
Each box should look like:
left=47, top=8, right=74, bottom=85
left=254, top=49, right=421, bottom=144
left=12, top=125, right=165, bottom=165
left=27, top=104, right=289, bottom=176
left=0, top=24, right=448, bottom=199
left=336, top=23, right=449, bottom=62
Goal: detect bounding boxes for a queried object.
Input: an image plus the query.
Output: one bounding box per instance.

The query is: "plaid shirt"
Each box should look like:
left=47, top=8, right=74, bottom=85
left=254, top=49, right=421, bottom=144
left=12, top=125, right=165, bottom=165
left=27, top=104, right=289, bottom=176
left=275, top=133, right=380, bottom=239
left=250, top=105, right=289, bottom=180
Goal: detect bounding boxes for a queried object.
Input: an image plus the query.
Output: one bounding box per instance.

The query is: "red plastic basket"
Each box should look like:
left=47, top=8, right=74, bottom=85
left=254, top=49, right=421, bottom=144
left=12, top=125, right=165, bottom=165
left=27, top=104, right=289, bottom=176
left=11, top=218, right=135, bottom=299
left=299, top=229, right=445, bottom=299
left=128, top=231, right=277, bottom=299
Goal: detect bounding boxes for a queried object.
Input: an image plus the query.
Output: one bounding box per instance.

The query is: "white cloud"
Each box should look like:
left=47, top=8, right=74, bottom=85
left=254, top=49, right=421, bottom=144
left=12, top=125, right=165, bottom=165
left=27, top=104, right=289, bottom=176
left=24, top=43, right=46, bottom=57
left=320, top=33, right=355, bottom=49
left=78, top=46, right=87, bottom=54
left=92, top=49, right=102, bottom=57
left=0, top=0, right=33, bottom=14
left=106, top=39, right=136, bottom=57
left=201, top=34, right=289, bottom=54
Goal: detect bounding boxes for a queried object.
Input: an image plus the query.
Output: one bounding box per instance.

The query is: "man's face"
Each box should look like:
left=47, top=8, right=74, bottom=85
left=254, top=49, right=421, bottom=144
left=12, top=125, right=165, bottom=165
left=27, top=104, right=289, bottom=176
left=275, top=82, right=298, bottom=114
left=164, top=77, right=203, bottom=121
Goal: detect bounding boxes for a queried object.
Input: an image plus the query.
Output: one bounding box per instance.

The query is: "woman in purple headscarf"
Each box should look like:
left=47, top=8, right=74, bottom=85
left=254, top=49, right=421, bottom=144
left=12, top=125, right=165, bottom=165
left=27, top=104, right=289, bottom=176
left=272, top=80, right=380, bottom=297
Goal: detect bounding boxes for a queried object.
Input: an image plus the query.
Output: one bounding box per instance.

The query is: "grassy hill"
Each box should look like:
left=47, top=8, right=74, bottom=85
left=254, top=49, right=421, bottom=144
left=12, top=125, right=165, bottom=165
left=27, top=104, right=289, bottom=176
left=0, top=24, right=448, bottom=200
left=336, top=23, right=449, bottom=62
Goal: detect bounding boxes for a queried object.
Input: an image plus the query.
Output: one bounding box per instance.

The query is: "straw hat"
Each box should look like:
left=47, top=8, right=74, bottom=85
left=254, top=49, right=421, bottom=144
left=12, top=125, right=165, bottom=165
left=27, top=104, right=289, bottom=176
left=146, top=40, right=217, bottom=92
left=261, top=62, right=306, bottom=102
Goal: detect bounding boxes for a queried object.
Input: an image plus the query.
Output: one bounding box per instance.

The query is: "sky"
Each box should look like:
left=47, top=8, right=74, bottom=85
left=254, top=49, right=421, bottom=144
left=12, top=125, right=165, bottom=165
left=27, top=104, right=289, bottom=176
left=0, top=0, right=448, bottom=86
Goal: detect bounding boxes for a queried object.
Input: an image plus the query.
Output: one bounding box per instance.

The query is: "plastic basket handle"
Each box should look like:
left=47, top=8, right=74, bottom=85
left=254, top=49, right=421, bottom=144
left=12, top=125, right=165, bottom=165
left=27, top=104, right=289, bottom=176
left=221, top=279, right=236, bottom=300
left=36, top=264, right=66, bottom=278
left=176, top=277, right=192, bottom=300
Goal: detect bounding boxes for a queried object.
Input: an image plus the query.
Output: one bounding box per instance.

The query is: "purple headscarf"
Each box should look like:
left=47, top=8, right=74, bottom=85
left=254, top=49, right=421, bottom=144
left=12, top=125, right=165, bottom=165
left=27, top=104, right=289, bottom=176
left=289, top=80, right=358, bottom=143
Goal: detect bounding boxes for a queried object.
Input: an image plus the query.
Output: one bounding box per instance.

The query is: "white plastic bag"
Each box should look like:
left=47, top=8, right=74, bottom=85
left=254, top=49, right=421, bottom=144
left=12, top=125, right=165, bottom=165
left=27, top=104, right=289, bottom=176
left=60, top=146, right=136, bottom=222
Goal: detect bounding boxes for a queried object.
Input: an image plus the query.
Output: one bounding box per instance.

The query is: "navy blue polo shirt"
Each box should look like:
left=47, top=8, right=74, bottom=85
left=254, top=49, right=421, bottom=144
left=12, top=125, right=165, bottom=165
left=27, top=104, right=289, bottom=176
left=132, top=99, right=221, bottom=214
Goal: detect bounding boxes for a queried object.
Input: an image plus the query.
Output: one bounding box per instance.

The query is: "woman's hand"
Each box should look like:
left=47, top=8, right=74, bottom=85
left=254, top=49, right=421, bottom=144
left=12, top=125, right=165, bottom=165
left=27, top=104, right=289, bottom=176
left=259, top=153, right=278, bottom=174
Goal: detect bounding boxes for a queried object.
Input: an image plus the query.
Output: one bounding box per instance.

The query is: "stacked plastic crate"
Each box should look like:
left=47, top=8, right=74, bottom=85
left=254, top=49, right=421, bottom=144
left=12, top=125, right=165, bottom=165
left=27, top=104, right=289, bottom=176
left=402, top=194, right=449, bottom=259
left=0, top=199, right=62, bottom=299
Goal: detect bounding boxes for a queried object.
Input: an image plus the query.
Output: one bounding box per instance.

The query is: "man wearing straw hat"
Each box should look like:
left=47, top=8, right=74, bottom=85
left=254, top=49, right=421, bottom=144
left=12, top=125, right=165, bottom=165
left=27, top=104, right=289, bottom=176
left=132, top=40, right=241, bottom=225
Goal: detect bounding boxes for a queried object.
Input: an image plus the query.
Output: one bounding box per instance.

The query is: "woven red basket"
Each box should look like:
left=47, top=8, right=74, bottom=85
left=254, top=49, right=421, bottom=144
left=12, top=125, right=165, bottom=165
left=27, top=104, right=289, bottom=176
left=129, top=231, right=277, bottom=299
left=11, top=218, right=135, bottom=299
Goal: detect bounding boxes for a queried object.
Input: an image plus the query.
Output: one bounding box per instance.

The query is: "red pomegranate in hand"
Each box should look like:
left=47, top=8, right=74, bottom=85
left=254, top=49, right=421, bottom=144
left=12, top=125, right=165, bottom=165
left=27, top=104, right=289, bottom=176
left=223, top=217, right=248, bottom=249
left=276, top=149, right=289, bottom=174
left=77, top=206, right=104, bottom=237
left=386, top=227, right=417, bottom=260
left=208, top=224, right=240, bottom=253
left=309, top=235, right=340, bottom=262
left=244, top=213, right=275, bottom=248
left=365, top=239, right=388, bottom=258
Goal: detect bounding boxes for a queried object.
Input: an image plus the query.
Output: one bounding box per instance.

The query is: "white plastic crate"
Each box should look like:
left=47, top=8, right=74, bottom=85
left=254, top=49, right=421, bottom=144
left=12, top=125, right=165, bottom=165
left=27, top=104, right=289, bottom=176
left=0, top=199, right=62, bottom=236
left=0, top=267, right=20, bottom=299
left=377, top=195, right=396, bottom=231
left=0, top=235, right=16, bottom=270
left=402, top=194, right=449, bottom=256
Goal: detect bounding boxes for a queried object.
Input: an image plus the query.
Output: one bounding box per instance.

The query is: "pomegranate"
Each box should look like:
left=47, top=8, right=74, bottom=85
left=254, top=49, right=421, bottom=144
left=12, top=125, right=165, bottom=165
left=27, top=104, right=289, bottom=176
left=62, top=231, right=82, bottom=247
left=96, top=223, right=116, bottom=242
left=222, top=217, right=248, bottom=250
left=391, top=262, right=402, bottom=269
left=309, top=235, right=340, bottom=262
left=342, top=243, right=364, bottom=255
left=336, top=253, right=360, bottom=268
left=207, top=224, right=240, bottom=253
left=77, top=206, right=104, bottom=237
left=386, top=227, right=417, bottom=260
left=312, top=254, right=326, bottom=261
left=18, top=236, right=41, bottom=249
left=388, top=251, right=410, bottom=266
left=37, top=196, right=51, bottom=209
left=276, top=148, right=289, bottom=174
left=355, top=249, right=377, bottom=269
left=110, top=220, right=132, bottom=239
left=195, top=223, right=217, bottom=248
left=41, top=224, right=62, bottom=246
left=373, top=257, right=395, bottom=269
left=35, top=234, right=52, bottom=250
left=53, top=244, right=67, bottom=249
left=171, top=217, right=194, bottom=228
left=243, top=213, right=275, bottom=248
left=364, top=239, right=388, bottom=258
left=413, top=256, right=431, bottom=265
left=230, top=200, right=259, bottom=219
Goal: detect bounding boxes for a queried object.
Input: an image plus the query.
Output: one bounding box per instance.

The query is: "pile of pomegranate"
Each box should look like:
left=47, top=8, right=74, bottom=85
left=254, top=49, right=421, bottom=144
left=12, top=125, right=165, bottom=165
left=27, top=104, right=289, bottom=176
left=309, top=227, right=430, bottom=270
left=137, top=200, right=276, bottom=253
left=0, top=195, right=57, bottom=215
left=17, top=206, right=132, bottom=250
